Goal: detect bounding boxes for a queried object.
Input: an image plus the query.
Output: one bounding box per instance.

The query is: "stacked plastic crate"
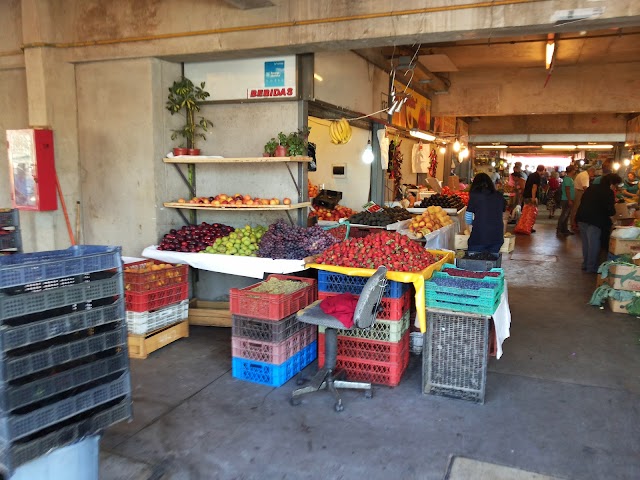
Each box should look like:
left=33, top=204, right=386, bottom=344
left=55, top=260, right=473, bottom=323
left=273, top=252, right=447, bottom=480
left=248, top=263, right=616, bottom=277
left=230, top=274, right=317, bottom=387
left=316, top=272, right=412, bottom=387
left=0, top=245, right=132, bottom=475
left=423, top=263, right=505, bottom=403
left=0, top=208, right=22, bottom=255
left=124, top=260, right=189, bottom=359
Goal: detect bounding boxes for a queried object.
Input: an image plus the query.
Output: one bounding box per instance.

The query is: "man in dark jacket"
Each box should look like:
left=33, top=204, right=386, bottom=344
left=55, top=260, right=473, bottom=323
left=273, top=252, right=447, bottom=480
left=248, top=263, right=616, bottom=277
left=575, top=173, right=622, bottom=273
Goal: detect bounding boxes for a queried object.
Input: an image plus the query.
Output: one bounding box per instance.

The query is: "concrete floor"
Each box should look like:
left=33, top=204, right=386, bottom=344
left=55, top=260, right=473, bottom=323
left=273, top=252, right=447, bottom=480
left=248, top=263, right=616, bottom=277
left=101, top=218, right=640, bottom=480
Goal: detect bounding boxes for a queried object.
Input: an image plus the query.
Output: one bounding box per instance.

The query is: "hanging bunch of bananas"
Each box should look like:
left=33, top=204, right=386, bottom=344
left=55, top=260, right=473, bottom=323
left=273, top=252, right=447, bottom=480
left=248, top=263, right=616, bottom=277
left=329, top=118, right=352, bottom=145
left=630, top=154, right=640, bottom=174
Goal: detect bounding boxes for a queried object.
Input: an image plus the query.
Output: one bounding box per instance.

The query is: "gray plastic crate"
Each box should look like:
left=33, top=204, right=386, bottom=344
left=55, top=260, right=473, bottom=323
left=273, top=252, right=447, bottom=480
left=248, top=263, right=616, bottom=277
left=0, top=397, right=132, bottom=475
left=0, top=371, right=131, bottom=443
left=3, top=324, right=127, bottom=382
left=0, top=351, right=129, bottom=413
left=422, top=308, right=489, bottom=403
left=0, top=300, right=124, bottom=352
left=0, top=231, right=20, bottom=251
left=0, top=245, right=121, bottom=290
left=0, top=274, right=123, bottom=321
left=455, top=253, right=502, bottom=272
left=0, top=209, right=19, bottom=228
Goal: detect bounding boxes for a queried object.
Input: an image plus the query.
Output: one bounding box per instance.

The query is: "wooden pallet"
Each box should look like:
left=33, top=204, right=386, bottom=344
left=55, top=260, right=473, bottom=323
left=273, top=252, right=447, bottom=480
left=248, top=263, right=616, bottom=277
left=188, top=299, right=231, bottom=327
left=128, top=320, right=189, bottom=359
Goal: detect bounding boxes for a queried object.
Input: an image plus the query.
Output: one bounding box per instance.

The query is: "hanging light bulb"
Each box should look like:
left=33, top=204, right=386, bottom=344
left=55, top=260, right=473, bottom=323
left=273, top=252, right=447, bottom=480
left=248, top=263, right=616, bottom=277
left=453, top=140, right=461, bottom=153
left=491, top=161, right=496, bottom=167
left=613, top=162, right=620, bottom=171
left=362, top=140, right=374, bottom=164
left=439, top=145, right=446, bottom=154
left=624, top=158, right=631, bottom=166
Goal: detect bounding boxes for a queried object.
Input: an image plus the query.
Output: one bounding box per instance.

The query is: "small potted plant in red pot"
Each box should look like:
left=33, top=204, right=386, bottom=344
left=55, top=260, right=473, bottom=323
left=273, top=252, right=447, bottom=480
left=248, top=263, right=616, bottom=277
left=166, top=76, right=213, bottom=155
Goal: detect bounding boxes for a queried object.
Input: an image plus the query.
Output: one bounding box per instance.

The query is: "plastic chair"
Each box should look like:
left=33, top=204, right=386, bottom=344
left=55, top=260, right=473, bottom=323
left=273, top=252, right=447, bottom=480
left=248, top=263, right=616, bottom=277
left=290, top=266, right=388, bottom=412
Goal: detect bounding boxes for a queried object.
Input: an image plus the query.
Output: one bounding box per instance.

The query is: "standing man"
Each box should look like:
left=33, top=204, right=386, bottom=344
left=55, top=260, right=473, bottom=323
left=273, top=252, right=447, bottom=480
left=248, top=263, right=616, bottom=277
left=572, top=166, right=596, bottom=232
left=522, top=165, right=546, bottom=233
left=557, top=165, right=577, bottom=236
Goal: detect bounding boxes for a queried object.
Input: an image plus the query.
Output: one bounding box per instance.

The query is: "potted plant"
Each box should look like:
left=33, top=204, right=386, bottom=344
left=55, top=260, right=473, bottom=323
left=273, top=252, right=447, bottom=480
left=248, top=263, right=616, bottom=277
left=263, top=137, right=279, bottom=157
left=166, top=77, right=213, bottom=155
left=285, top=127, right=311, bottom=157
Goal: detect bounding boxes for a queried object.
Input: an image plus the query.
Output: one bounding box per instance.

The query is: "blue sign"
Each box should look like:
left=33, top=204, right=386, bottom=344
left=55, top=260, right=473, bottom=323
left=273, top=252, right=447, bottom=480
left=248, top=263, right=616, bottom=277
left=264, top=61, right=285, bottom=87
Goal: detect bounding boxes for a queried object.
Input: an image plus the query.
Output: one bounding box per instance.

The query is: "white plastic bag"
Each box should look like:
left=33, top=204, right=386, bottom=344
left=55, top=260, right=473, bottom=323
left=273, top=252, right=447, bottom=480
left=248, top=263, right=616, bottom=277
left=611, top=226, right=640, bottom=239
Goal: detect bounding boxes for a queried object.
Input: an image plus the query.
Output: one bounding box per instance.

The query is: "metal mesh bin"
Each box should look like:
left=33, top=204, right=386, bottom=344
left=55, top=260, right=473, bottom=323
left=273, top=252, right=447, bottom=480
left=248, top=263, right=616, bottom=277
left=422, top=308, right=489, bottom=403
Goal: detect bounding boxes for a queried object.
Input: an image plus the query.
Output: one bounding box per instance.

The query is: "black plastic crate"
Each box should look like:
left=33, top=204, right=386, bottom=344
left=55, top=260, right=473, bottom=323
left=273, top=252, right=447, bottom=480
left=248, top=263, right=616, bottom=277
left=0, top=231, right=19, bottom=251
left=0, top=209, right=19, bottom=228
left=455, top=252, right=502, bottom=272
left=231, top=313, right=306, bottom=342
left=3, top=323, right=127, bottom=383
left=0, top=245, right=121, bottom=290
left=1, top=397, right=132, bottom=475
left=0, top=351, right=129, bottom=413
left=0, top=300, right=124, bottom=353
left=0, top=371, right=130, bottom=443
left=0, top=274, right=123, bottom=322
left=422, top=308, right=489, bottom=403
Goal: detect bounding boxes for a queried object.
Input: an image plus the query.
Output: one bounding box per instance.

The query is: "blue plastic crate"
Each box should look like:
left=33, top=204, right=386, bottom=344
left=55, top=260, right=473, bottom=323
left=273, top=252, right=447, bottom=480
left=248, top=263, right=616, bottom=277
left=425, top=293, right=502, bottom=316
left=0, top=351, right=129, bottom=413
left=1, top=300, right=124, bottom=352
left=3, top=323, right=127, bottom=382
left=0, top=371, right=131, bottom=443
left=231, top=341, right=317, bottom=387
left=317, top=270, right=408, bottom=298
left=0, top=274, right=123, bottom=321
left=0, top=245, right=121, bottom=289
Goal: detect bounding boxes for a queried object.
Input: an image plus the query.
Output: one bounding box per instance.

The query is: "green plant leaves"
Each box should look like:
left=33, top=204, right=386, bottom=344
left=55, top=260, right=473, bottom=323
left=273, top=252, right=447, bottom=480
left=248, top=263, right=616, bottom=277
left=166, top=76, right=212, bottom=149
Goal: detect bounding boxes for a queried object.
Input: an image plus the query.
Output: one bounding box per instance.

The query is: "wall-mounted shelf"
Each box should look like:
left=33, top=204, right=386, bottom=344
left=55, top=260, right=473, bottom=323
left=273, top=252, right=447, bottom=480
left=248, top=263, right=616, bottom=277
left=163, top=202, right=311, bottom=211
left=163, top=156, right=311, bottom=164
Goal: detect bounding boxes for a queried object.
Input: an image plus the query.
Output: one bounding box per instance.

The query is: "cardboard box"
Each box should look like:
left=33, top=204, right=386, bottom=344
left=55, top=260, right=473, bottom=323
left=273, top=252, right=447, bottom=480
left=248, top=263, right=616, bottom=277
left=607, top=264, right=640, bottom=291
left=500, top=235, right=516, bottom=253
left=448, top=174, right=460, bottom=190
left=609, top=237, right=640, bottom=255
left=455, top=234, right=469, bottom=250
left=454, top=234, right=515, bottom=253
left=608, top=297, right=631, bottom=314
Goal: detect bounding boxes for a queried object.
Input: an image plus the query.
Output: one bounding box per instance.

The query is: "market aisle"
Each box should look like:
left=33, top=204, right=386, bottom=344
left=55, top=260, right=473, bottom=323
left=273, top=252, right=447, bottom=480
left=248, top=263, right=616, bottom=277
left=100, top=220, right=640, bottom=480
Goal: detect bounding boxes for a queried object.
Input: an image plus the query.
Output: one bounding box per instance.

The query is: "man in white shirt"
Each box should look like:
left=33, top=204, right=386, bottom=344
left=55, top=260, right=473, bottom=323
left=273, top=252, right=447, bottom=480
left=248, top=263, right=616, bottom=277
left=571, top=166, right=596, bottom=231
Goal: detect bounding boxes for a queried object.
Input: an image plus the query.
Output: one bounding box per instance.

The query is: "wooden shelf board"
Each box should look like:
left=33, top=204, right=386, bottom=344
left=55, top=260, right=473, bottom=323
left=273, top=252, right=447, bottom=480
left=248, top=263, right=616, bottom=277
left=163, top=156, right=311, bottom=164
left=163, top=202, right=311, bottom=211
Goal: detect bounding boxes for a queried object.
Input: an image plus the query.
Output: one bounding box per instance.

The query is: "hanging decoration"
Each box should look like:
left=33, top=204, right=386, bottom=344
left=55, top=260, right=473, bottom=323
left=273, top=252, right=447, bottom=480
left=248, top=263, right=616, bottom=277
left=388, top=140, right=404, bottom=200
left=428, top=148, right=438, bottom=178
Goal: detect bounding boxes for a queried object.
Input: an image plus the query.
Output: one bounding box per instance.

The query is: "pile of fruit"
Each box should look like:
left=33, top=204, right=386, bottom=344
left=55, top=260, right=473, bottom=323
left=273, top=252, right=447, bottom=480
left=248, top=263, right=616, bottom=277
left=250, top=277, right=307, bottom=294
left=348, top=206, right=413, bottom=227
left=441, top=186, right=470, bottom=205
left=123, top=262, right=186, bottom=291
left=408, top=206, right=454, bottom=237
left=329, top=118, right=353, bottom=145
left=309, top=204, right=356, bottom=221
left=257, top=219, right=339, bottom=259
left=441, top=268, right=501, bottom=279
left=314, top=231, right=440, bottom=272
left=417, top=193, right=465, bottom=210
left=174, top=194, right=292, bottom=207
left=157, top=223, right=234, bottom=252
left=308, top=180, right=319, bottom=198
left=205, top=225, right=267, bottom=256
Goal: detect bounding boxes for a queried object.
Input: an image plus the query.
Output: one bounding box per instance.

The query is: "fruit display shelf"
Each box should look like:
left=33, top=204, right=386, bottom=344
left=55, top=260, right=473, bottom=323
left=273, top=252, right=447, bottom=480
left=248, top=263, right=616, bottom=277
left=163, top=201, right=311, bottom=211
left=141, top=245, right=309, bottom=279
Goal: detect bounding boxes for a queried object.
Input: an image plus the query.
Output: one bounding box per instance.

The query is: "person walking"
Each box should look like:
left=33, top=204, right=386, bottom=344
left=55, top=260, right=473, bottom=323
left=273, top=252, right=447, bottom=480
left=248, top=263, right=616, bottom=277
left=547, top=171, right=561, bottom=218
left=464, top=173, right=506, bottom=254
left=571, top=166, right=596, bottom=231
left=557, top=165, right=577, bottom=235
left=522, top=164, right=545, bottom=233
left=576, top=173, right=622, bottom=273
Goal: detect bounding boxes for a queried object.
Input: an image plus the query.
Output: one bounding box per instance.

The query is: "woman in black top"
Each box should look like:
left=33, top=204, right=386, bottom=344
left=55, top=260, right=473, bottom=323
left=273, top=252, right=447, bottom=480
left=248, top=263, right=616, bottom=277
left=575, top=173, right=622, bottom=273
left=465, top=173, right=506, bottom=254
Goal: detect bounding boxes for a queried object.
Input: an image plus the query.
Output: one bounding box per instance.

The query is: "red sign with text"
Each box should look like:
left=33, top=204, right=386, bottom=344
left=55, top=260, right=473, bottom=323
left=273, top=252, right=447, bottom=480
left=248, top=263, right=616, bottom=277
left=247, top=87, right=296, bottom=99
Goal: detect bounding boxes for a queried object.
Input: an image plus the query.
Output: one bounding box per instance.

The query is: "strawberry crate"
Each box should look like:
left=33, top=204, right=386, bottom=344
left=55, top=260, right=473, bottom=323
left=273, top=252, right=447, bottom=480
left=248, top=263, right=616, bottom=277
left=231, top=312, right=306, bottom=343
left=434, top=264, right=504, bottom=286
left=318, top=288, right=411, bottom=321
left=124, top=261, right=188, bottom=293
left=318, top=330, right=409, bottom=364
left=231, top=325, right=316, bottom=364
left=317, top=270, right=408, bottom=298
left=126, top=299, right=189, bottom=335
left=318, top=310, right=410, bottom=343
left=125, top=281, right=188, bottom=312
left=231, top=341, right=317, bottom=387
left=229, top=274, right=316, bottom=321
left=319, top=341, right=410, bottom=387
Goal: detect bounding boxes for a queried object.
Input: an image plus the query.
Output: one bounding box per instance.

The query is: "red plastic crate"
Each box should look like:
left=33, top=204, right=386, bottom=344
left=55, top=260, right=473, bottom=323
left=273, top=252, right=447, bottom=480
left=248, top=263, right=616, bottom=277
left=319, top=336, right=410, bottom=387
left=318, top=288, right=411, bottom=321
left=231, top=325, right=316, bottom=364
left=229, top=274, right=317, bottom=321
left=123, top=260, right=188, bottom=293
left=125, top=282, right=188, bottom=312
left=318, top=330, right=409, bottom=364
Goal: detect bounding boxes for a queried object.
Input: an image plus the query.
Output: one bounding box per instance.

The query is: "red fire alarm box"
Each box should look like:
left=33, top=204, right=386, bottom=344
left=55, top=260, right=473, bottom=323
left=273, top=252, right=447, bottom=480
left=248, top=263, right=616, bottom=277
left=6, top=129, right=57, bottom=211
